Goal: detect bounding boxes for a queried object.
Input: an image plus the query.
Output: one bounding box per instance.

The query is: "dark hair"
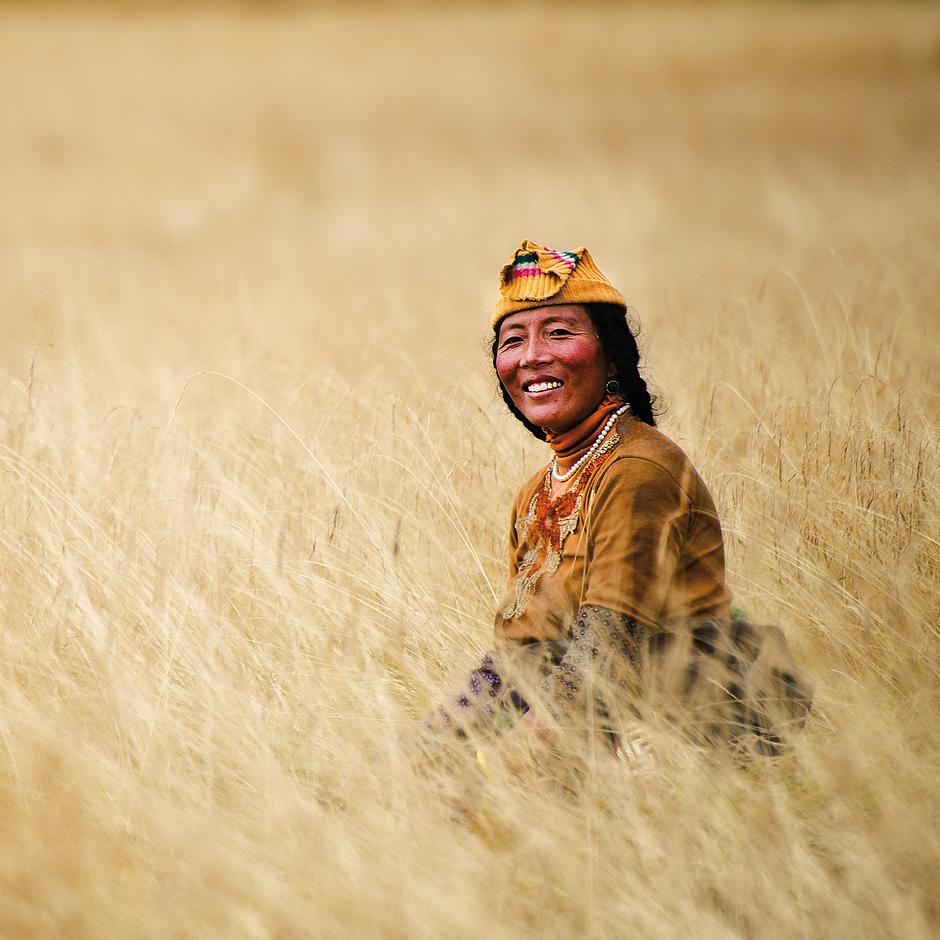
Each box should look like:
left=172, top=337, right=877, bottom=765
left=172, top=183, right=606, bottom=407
left=491, top=303, right=658, bottom=440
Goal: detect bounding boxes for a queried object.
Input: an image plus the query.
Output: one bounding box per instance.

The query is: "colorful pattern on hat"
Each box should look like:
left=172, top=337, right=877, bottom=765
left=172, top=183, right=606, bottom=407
left=499, top=242, right=585, bottom=303
left=492, top=239, right=627, bottom=329
left=508, top=248, right=579, bottom=281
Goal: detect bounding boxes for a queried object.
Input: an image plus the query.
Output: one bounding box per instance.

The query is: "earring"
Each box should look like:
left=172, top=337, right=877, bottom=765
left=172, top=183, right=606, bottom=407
left=606, top=379, right=621, bottom=395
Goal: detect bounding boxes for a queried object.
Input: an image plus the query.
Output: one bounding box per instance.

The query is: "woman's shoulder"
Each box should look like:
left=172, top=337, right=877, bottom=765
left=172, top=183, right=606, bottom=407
left=594, top=415, right=703, bottom=497
left=613, top=414, right=695, bottom=470
left=508, top=415, right=705, bottom=513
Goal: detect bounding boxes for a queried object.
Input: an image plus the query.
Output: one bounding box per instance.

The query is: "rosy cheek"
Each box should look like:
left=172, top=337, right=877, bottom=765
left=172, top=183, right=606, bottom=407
left=563, top=340, right=603, bottom=367
left=494, top=354, right=516, bottom=385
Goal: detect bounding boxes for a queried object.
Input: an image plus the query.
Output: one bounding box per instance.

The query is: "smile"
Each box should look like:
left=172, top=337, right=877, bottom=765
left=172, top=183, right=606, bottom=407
left=524, top=380, right=564, bottom=393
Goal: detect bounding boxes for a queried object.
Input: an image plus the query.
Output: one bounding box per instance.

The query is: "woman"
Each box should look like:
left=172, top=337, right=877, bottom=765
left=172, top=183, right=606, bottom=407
left=430, top=241, right=810, bottom=762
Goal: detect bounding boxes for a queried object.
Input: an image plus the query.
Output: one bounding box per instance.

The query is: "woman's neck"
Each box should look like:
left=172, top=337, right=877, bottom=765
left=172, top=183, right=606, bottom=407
left=544, top=395, right=626, bottom=473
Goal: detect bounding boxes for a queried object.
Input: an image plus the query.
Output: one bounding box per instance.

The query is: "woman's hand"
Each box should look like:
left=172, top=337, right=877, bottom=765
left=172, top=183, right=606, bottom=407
left=611, top=722, right=657, bottom=772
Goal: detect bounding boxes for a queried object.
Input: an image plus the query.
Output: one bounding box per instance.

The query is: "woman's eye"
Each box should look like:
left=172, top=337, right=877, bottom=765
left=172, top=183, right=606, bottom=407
left=499, top=337, right=522, bottom=350
left=549, top=329, right=572, bottom=338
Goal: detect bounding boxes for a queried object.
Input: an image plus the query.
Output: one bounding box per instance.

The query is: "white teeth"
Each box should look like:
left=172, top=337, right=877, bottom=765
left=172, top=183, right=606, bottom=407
left=526, top=380, right=563, bottom=393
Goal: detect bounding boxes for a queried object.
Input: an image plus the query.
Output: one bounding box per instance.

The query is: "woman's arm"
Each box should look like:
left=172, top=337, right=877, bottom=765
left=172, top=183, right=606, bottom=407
left=536, top=603, right=646, bottom=754
left=534, top=455, right=692, bottom=743
left=423, top=651, right=530, bottom=742
left=542, top=604, right=644, bottom=706
left=579, top=454, right=694, bottom=622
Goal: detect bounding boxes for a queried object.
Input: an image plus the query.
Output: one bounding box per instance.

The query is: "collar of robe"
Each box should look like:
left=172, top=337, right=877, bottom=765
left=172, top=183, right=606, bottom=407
left=543, top=394, right=627, bottom=472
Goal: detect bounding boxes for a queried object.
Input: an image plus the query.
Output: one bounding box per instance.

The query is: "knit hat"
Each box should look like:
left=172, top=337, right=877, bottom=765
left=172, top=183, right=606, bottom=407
left=492, top=239, right=626, bottom=329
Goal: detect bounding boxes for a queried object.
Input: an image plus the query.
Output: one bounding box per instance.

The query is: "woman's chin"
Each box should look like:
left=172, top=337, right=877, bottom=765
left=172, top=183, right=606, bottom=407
left=521, top=407, right=561, bottom=431
left=520, top=402, right=582, bottom=434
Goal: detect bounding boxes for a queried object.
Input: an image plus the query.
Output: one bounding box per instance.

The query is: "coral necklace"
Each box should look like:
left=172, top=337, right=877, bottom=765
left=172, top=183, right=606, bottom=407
left=501, top=412, right=625, bottom=620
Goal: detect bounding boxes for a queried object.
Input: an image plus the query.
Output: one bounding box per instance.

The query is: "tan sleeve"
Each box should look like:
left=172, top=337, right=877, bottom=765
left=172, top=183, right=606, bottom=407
left=507, top=497, right=519, bottom=577
left=580, top=456, right=692, bottom=627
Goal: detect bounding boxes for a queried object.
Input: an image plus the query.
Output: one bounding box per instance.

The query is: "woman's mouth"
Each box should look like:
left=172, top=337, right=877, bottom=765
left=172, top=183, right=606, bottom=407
left=523, top=379, right=564, bottom=396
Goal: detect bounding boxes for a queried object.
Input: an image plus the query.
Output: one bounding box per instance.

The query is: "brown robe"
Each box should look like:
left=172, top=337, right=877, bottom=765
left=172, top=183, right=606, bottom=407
left=426, top=414, right=811, bottom=756
left=495, top=412, right=732, bottom=650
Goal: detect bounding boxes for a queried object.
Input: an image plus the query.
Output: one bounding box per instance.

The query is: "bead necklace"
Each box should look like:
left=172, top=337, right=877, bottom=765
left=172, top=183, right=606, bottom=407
left=550, top=403, right=630, bottom=483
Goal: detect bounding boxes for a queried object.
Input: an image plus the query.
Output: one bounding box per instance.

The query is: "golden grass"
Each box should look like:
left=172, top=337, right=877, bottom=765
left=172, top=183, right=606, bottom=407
left=1, top=2, right=939, bottom=936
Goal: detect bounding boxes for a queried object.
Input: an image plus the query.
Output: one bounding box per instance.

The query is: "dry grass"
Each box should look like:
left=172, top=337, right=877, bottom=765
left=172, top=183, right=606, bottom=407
left=1, top=2, right=939, bottom=937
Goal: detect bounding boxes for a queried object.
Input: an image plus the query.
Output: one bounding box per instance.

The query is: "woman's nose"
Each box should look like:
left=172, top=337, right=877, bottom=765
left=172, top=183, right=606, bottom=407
left=518, top=334, right=551, bottom=366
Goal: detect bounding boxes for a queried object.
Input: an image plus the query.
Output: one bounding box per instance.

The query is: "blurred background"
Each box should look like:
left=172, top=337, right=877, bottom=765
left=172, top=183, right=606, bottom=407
left=4, top=0, right=938, bottom=403
left=2, top=2, right=939, bottom=937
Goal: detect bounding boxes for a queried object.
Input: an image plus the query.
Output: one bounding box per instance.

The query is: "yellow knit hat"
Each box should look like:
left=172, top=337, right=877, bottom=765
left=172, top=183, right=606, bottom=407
left=491, top=239, right=626, bottom=329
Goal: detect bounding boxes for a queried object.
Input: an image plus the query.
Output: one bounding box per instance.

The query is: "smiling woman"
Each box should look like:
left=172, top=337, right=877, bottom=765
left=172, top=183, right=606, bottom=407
left=494, top=305, right=613, bottom=435
left=426, top=241, right=812, bottom=767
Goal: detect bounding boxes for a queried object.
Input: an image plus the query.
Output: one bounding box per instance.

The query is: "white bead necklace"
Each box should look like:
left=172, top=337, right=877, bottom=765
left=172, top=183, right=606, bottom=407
left=551, top=404, right=631, bottom=483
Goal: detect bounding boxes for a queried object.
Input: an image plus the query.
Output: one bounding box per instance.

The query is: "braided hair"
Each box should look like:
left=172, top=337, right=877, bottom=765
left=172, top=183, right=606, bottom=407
left=491, top=303, right=657, bottom=440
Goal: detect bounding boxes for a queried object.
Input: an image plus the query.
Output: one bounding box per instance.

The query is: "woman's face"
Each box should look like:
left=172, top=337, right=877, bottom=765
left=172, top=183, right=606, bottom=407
left=495, top=304, right=612, bottom=435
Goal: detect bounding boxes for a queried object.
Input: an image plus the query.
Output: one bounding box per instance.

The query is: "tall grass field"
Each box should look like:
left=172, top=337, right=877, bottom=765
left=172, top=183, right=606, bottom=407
left=1, top=3, right=939, bottom=937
